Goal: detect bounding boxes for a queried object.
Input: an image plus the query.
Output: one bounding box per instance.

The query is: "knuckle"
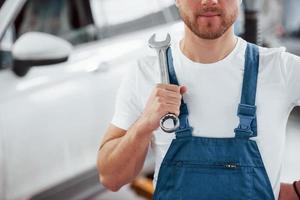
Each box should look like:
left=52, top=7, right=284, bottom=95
left=155, top=97, right=161, bottom=104
left=174, top=86, right=180, bottom=92
left=154, top=88, right=161, bottom=96
left=157, top=96, right=165, bottom=103
left=169, top=84, right=176, bottom=90
left=156, top=83, right=162, bottom=88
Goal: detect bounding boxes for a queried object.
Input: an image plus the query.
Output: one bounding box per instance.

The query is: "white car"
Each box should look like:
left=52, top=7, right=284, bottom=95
left=0, top=0, right=183, bottom=199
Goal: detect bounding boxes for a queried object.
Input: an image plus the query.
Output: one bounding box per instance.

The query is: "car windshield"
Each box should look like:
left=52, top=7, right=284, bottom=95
left=18, top=0, right=71, bottom=37
left=14, top=0, right=96, bottom=45
left=91, top=0, right=173, bottom=26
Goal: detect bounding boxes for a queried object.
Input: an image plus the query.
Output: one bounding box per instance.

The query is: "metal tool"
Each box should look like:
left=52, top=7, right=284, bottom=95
left=148, top=33, right=180, bottom=133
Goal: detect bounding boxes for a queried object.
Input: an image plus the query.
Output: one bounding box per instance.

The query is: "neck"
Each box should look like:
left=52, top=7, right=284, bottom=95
left=180, top=26, right=238, bottom=64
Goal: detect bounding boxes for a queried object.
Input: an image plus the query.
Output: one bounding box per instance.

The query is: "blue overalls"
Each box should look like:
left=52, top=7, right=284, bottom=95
left=153, top=43, right=275, bottom=200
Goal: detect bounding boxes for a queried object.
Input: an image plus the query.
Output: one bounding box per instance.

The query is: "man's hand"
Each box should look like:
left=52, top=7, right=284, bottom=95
left=279, top=182, right=299, bottom=200
left=139, top=84, right=187, bottom=133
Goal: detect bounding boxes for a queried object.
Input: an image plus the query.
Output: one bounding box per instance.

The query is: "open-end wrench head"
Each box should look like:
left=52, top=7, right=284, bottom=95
left=148, top=33, right=171, bottom=49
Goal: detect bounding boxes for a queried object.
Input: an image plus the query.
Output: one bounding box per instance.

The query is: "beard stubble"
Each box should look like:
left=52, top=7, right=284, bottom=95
left=179, top=6, right=238, bottom=40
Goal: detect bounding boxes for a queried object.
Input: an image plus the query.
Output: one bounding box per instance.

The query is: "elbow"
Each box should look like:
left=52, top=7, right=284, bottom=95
left=97, top=161, right=123, bottom=192
left=97, top=150, right=126, bottom=192
left=99, top=174, right=122, bottom=192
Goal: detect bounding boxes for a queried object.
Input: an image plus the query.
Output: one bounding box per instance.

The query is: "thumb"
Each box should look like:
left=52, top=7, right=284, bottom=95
left=180, top=85, right=188, bottom=94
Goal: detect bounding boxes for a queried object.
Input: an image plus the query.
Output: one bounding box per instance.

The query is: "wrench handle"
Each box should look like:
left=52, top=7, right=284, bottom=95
left=148, top=33, right=180, bottom=133
left=160, top=113, right=180, bottom=133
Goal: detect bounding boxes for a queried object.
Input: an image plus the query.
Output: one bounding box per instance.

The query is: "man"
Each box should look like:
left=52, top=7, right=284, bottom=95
left=97, top=0, right=300, bottom=199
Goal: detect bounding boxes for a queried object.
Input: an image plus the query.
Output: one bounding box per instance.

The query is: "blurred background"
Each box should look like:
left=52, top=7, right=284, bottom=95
left=0, top=0, right=299, bottom=199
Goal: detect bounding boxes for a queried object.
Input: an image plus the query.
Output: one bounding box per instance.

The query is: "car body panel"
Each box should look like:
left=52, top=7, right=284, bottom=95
left=0, top=0, right=185, bottom=199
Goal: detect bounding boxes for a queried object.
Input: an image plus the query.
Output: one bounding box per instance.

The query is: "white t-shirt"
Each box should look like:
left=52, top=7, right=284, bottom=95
left=111, top=36, right=300, bottom=199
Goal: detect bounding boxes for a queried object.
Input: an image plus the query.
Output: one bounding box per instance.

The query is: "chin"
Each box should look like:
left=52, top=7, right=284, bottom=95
left=195, top=28, right=225, bottom=40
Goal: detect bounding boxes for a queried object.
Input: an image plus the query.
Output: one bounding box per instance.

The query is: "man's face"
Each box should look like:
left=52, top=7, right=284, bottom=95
left=176, top=0, right=239, bottom=40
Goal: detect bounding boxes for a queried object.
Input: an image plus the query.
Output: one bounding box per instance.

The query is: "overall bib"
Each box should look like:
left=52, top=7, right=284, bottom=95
left=153, top=43, right=275, bottom=200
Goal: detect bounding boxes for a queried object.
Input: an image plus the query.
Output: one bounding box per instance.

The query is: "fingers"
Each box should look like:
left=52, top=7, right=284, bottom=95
left=162, top=90, right=182, bottom=101
left=155, top=84, right=186, bottom=97
left=180, top=85, right=188, bottom=94
left=154, top=84, right=187, bottom=106
left=155, top=96, right=180, bottom=108
left=154, top=84, right=187, bottom=116
left=156, top=83, right=181, bottom=93
left=164, top=104, right=180, bottom=116
left=156, top=84, right=187, bottom=94
left=154, top=90, right=180, bottom=105
left=140, top=84, right=186, bottom=132
left=154, top=99, right=180, bottom=116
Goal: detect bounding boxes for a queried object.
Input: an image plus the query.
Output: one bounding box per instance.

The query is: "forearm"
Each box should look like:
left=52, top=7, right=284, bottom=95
left=294, top=180, right=300, bottom=199
left=279, top=180, right=300, bottom=200
left=98, top=118, right=152, bottom=191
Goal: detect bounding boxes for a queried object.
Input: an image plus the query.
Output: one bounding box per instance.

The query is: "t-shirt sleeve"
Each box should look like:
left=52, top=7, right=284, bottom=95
left=111, top=63, right=142, bottom=130
left=282, top=51, right=300, bottom=107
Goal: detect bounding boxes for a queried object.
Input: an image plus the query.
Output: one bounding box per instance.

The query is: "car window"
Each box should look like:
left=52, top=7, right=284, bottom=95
left=91, top=0, right=180, bottom=39
left=15, top=0, right=96, bottom=45
left=0, top=26, right=14, bottom=50
left=19, top=0, right=71, bottom=35
left=0, top=23, right=15, bottom=69
left=93, top=0, right=162, bottom=26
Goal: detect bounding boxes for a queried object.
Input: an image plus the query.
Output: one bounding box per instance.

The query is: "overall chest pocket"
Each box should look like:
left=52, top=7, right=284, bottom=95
left=179, top=161, right=254, bottom=200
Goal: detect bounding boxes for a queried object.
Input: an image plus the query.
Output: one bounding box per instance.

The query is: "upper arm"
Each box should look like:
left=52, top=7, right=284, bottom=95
left=99, top=123, right=127, bottom=150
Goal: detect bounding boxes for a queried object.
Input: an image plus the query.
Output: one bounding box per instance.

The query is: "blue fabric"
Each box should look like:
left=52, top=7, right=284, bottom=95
left=234, top=43, right=259, bottom=138
left=153, top=44, right=275, bottom=200
left=167, top=47, right=193, bottom=138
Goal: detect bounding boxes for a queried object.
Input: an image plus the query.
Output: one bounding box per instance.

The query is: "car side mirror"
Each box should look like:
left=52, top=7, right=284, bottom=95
left=11, top=32, right=73, bottom=77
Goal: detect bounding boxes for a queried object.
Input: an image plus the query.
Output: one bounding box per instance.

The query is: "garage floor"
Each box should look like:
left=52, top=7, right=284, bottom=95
left=90, top=184, right=145, bottom=200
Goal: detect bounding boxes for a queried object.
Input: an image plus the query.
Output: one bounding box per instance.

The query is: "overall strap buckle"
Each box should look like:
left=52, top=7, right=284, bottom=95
left=175, top=103, right=193, bottom=138
left=234, top=103, right=257, bottom=138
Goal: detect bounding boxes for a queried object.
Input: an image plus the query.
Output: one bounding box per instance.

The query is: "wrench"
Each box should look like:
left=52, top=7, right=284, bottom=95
left=148, top=33, right=180, bottom=133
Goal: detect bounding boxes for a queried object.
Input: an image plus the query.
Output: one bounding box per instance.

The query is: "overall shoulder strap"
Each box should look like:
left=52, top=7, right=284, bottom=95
left=166, top=47, right=193, bottom=138
left=234, top=43, right=259, bottom=139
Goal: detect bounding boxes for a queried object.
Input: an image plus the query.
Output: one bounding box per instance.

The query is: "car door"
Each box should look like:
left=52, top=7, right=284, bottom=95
left=0, top=0, right=100, bottom=199
left=0, top=64, right=97, bottom=200
left=0, top=0, right=182, bottom=199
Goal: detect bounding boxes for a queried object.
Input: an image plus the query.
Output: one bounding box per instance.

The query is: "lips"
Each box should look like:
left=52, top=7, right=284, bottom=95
left=199, top=12, right=220, bottom=17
